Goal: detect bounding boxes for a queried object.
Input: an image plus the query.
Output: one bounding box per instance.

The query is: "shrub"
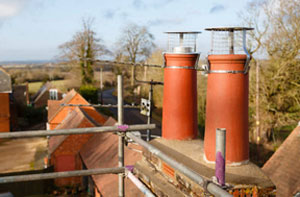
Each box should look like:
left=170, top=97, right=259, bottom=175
left=79, top=85, right=98, bottom=104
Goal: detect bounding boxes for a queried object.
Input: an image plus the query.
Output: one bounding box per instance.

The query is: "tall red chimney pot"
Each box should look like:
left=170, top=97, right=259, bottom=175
left=162, top=31, right=201, bottom=140
left=204, top=27, right=253, bottom=164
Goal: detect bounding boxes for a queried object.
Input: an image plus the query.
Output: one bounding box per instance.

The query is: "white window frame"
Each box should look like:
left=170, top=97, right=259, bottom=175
left=49, top=89, right=58, bottom=100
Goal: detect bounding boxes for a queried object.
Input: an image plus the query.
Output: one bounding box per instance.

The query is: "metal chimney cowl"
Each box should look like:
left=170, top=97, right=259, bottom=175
left=204, top=27, right=253, bottom=165
left=162, top=31, right=201, bottom=140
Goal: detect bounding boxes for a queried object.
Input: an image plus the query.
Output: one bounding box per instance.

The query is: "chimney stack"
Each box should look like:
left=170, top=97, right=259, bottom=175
left=204, top=27, right=253, bottom=164
left=162, top=31, right=201, bottom=140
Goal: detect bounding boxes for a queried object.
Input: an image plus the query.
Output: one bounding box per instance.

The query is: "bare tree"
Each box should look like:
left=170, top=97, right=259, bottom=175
left=243, top=0, right=300, bottom=143
left=59, top=18, right=109, bottom=85
left=239, top=0, right=269, bottom=143
left=116, top=23, right=155, bottom=86
left=260, top=0, right=300, bottom=141
left=240, top=0, right=269, bottom=56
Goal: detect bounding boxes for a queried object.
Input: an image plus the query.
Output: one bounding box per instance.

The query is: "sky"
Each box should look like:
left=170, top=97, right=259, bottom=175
left=0, top=0, right=252, bottom=61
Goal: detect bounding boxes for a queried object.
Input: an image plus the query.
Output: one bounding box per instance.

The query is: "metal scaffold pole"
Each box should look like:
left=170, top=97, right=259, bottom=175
left=127, top=132, right=232, bottom=197
left=147, top=81, right=153, bottom=141
left=0, top=167, right=124, bottom=184
left=117, top=75, right=125, bottom=197
left=0, top=124, right=156, bottom=139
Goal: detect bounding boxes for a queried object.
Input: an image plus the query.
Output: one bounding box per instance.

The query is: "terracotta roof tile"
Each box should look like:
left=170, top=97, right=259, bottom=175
left=48, top=104, right=108, bottom=155
left=80, top=117, right=143, bottom=196
left=60, top=89, right=77, bottom=104
left=80, top=107, right=107, bottom=126
left=48, top=89, right=87, bottom=122
left=262, top=126, right=300, bottom=196
left=47, top=100, right=61, bottom=121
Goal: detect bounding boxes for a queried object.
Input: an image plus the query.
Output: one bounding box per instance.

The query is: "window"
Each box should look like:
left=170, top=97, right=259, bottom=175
left=49, top=89, right=58, bottom=100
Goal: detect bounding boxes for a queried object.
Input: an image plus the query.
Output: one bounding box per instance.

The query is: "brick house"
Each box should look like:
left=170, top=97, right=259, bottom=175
left=47, top=89, right=93, bottom=130
left=48, top=89, right=107, bottom=187
left=32, top=82, right=63, bottom=108
left=0, top=68, right=12, bottom=132
left=262, top=125, right=300, bottom=196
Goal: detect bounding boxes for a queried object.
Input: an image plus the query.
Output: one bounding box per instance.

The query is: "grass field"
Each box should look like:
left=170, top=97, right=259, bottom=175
left=27, top=80, right=70, bottom=94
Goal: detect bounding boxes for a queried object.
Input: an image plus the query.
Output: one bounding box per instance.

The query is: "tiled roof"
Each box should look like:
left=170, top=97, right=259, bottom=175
left=80, top=107, right=107, bottom=126
left=60, top=89, right=77, bottom=104
left=262, top=126, right=300, bottom=196
left=48, top=97, right=108, bottom=155
left=47, top=100, right=61, bottom=121
left=80, top=117, right=143, bottom=196
left=48, top=89, right=80, bottom=122
left=0, top=67, right=12, bottom=93
left=49, top=108, right=88, bottom=154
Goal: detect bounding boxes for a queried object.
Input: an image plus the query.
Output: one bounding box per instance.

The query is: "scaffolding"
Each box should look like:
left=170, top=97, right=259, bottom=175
left=0, top=75, right=231, bottom=197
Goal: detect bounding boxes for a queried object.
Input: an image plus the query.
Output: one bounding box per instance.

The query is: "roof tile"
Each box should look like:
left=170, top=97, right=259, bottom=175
left=262, top=126, right=300, bottom=196
left=80, top=117, right=143, bottom=196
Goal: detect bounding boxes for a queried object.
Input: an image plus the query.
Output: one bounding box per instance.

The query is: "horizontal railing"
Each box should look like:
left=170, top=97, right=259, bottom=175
left=60, top=103, right=140, bottom=109
left=0, top=124, right=231, bottom=196
left=0, top=167, right=124, bottom=184
left=0, top=124, right=155, bottom=139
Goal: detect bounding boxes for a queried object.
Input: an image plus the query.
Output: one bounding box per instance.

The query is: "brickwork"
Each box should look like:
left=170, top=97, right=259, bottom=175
left=48, top=90, right=108, bottom=187
left=0, top=93, right=10, bottom=132
left=51, top=120, right=94, bottom=186
left=142, top=149, right=208, bottom=197
left=137, top=139, right=275, bottom=197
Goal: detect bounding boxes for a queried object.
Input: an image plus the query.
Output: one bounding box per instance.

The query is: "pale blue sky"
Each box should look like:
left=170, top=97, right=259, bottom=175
left=0, top=0, right=251, bottom=61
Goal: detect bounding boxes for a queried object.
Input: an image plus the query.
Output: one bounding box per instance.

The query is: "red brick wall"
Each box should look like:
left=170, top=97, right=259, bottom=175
left=54, top=155, right=76, bottom=186
left=0, top=93, right=10, bottom=132
left=52, top=119, right=94, bottom=186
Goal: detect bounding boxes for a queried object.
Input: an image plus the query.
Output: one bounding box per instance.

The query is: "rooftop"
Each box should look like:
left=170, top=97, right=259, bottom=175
left=263, top=126, right=300, bottom=196
left=0, top=67, right=12, bottom=93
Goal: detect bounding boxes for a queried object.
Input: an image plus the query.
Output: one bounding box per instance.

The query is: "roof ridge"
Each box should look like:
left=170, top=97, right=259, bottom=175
left=48, top=89, right=78, bottom=122
left=78, top=107, right=101, bottom=127
left=32, top=82, right=52, bottom=103
left=60, top=89, right=77, bottom=104
left=49, top=107, right=95, bottom=155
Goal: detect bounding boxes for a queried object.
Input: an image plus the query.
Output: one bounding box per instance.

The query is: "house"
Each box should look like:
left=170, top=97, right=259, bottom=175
left=0, top=67, right=12, bottom=132
left=48, top=89, right=107, bottom=187
left=80, top=117, right=144, bottom=197
left=47, top=89, right=96, bottom=130
left=31, top=82, right=63, bottom=108
left=262, top=125, right=300, bottom=197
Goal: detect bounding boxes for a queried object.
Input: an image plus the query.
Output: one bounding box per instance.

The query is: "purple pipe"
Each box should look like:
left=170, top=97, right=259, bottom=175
left=216, top=151, right=225, bottom=186
left=215, top=128, right=226, bottom=186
